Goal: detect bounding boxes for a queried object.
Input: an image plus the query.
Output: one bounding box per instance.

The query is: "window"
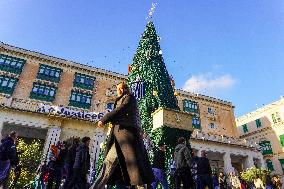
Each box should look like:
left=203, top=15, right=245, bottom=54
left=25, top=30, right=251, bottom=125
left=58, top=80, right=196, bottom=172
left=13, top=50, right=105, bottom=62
left=0, top=54, right=25, bottom=74
left=37, top=64, right=62, bottom=83
left=259, top=141, right=273, bottom=155
left=0, top=76, right=18, bottom=95
left=279, top=134, right=284, bottom=147
left=255, top=119, right=262, bottom=128
left=242, top=124, right=249, bottom=133
left=106, top=103, right=114, bottom=110
left=73, top=73, right=95, bottom=90
left=30, top=83, right=56, bottom=102
left=69, top=91, right=92, bottom=109
left=209, top=123, right=215, bottom=129
left=272, top=112, right=281, bottom=124
left=279, top=159, right=284, bottom=173
left=266, top=159, right=274, bottom=171
left=192, top=116, right=201, bottom=129
left=183, top=99, right=198, bottom=113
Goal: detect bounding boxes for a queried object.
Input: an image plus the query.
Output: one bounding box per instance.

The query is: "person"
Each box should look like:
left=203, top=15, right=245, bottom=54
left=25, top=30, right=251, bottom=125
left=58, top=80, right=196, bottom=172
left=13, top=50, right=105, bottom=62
left=0, top=131, right=18, bottom=189
left=218, top=172, right=227, bottom=189
left=91, top=82, right=154, bottom=189
left=227, top=172, right=241, bottom=189
left=196, top=151, right=213, bottom=189
left=272, top=175, right=282, bottom=189
left=47, top=141, right=68, bottom=189
left=151, top=143, right=169, bottom=189
left=213, top=172, right=219, bottom=189
left=264, top=171, right=273, bottom=189
left=142, top=132, right=154, bottom=152
left=191, top=149, right=199, bottom=189
left=240, top=179, right=246, bottom=189
left=254, top=175, right=264, bottom=189
left=169, top=153, right=176, bottom=188
left=36, top=160, right=49, bottom=189
left=67, top=136, right=91, bottom=189
left=174, top=137, right=192, bottom=189
left=63, top=137, right=80, bottom=189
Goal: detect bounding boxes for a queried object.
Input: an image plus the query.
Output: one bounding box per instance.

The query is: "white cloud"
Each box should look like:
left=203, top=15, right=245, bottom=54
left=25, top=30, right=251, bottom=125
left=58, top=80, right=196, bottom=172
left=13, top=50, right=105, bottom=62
left=182, top=74, right=236, bottom=95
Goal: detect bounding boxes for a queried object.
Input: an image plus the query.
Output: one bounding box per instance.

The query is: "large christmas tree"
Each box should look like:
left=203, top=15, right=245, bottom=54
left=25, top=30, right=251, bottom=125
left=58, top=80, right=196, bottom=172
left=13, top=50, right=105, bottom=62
left=128, top=21, right=191, bottom=146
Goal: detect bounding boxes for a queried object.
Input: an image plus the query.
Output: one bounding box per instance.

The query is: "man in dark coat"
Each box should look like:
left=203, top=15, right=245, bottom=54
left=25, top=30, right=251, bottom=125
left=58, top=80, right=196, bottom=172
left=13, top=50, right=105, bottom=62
left=91, top=82, right=154, bottom=189
left=68, top=137, right=91, bottom=189
left=151, top=143, right=169, bottom=189
left=0, top=131, right=18, bottom=189
left=63, top=137, right=80, bottom=189
left=196, top=151, right=213, bottom=189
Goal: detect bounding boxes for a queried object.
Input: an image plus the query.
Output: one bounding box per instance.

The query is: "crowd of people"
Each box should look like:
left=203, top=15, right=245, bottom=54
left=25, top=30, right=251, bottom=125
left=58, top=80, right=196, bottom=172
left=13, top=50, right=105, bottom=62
left=0, top=131, right=92, bottom=189
left=0, top=82, right=284, bottom=189
left=38, top=136, right=91, bottom=189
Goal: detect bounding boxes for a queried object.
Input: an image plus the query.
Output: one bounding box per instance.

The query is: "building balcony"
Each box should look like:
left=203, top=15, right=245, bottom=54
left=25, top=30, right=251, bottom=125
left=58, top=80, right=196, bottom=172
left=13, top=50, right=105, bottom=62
left=191, top=130, right=259, bottom=149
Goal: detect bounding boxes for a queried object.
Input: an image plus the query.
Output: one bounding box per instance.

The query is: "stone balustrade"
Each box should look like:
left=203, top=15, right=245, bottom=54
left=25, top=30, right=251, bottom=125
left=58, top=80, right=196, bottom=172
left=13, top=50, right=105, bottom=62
left=191, top=130, right=259, bottom=149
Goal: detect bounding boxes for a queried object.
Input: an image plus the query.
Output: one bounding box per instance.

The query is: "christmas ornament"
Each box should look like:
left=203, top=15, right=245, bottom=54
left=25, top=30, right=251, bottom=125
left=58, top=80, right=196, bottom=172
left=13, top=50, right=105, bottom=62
left=174, top=90, right=178, bottom=96
left=153, top=90, right=158, bottom=96
left=159, top=50, right=163, bottom=55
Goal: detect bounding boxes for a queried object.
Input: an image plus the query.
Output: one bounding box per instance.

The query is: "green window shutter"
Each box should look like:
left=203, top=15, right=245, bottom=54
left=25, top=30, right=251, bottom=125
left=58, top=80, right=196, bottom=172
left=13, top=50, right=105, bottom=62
left=279, top=159, right=284, bottom=173
left=30, top=83, right=56, bottom=102
left=256, top=119, right=262, bottom=128
left=279, top=134, right=284, bottom=147
left=37, top=64, right=62, bottom=83
left=266, top=159, right=274, bottom=171
left=0, top=76, right=18, bottom=95
left=259, top=141, right=273, bottom=155
left=242, top=124, right=248, bottom=133
left=272, top=112, right=282, bottom=124
left=0, top=54, right=26, bottom=74
left=183, top=99, right=188, bottom=112
left=73, top=73, right=95, bottom=90
left=69, top=90, right=92, bottom=109
left=192, top=116, right=201, bottom=130
left=183, top=99, right=198, bottom=113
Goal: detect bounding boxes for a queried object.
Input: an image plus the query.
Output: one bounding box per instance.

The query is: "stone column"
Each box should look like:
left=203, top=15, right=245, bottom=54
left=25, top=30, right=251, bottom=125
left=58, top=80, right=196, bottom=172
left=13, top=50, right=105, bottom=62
left=88, top=128, right=106, bottom=183
left=244, top=155, right=255, bottom=170
left=223, top=152, right=233, bottom=174
left=42, top=127, right=61, bottom=161
left=0, top=120, right=4, bottom=140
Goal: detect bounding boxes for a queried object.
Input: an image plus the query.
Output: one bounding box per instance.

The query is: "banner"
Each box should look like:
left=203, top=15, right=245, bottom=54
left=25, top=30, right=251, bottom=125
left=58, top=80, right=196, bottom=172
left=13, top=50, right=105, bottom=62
left=130, top=80, right=145, bottom=101
left=37, top=103, right=108, bottom=122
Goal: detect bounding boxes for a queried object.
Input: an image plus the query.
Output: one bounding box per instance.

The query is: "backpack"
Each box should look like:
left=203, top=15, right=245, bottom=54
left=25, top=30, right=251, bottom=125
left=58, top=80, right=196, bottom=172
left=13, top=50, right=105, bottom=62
left=175, top=146, right=186, bottom=169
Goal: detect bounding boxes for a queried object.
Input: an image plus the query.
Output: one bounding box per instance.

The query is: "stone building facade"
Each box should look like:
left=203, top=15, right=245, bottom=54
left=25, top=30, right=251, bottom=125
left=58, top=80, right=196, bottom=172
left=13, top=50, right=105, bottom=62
left=176, top=90, right=263, bottom=173
left=0, top=42, right=263, bottom=175
left=236, top=98, right=284, bottom=176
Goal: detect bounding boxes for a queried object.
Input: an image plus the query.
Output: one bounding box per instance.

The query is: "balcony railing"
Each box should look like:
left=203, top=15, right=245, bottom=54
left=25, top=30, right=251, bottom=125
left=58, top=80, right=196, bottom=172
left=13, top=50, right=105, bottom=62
left=190, top=130, right=259, bottom=149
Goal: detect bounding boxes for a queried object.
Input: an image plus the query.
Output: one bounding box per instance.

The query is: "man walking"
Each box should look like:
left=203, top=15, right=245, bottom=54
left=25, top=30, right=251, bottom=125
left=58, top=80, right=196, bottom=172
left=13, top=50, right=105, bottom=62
left=196, top=151, right=213, bottom=189
left=63, top=137, right=80, bottom=189
left=151, top=143, right=169, bottom=189
left=174, top=137, right=192, bottom=189
left=67, top=136, right=91, bottom=189
left=91, top=82, right=154, bottom=189
left=0, top=131, right=18, bottom=189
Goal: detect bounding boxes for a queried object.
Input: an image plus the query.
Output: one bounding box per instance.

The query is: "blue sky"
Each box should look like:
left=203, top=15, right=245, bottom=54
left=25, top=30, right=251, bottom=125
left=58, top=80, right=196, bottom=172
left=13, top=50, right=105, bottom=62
left=1, top=0, right=284, bottom=117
